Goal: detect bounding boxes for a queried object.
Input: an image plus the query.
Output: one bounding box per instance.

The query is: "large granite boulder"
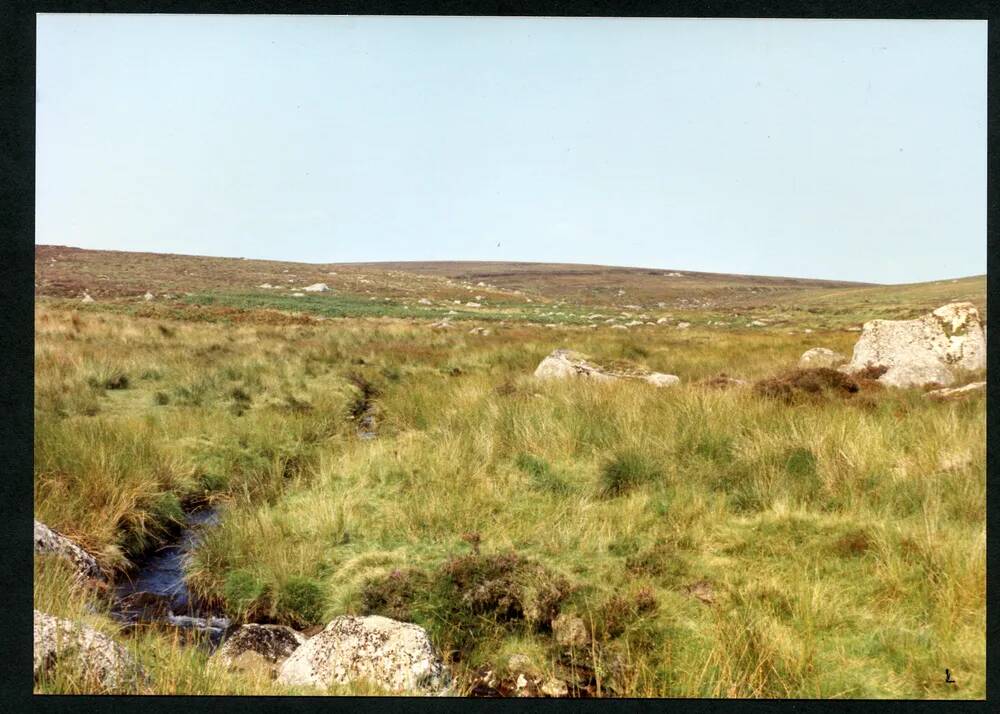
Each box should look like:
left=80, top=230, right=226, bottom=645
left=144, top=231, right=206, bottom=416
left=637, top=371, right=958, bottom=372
left=841, top=303, right=986, bottom=388
left=34, top=610, right=146, bottom=692
left=276, top=615, right=450, bottom=694
left=34, top=520, right=103, bottom=582
left=533, top=349, right=679, bottom=388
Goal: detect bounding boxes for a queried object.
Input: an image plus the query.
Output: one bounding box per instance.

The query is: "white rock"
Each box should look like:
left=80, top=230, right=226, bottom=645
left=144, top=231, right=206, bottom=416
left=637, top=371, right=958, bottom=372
left=34, top=610, right=145, bottom=691
left=291, top=292, right=305, bottom=297
left=676, top=322, right=691, bottom=330
left=143, top=292, right=154, bottom=301
left=258, top=283, right=274, bottom=289
left=276, top=615, right=449, bottom=694
left=418, top=298, right=433, bottom=305
left=302, top=283, right=330, bottom=292
left=34, top=520, right=103, bottom=582
left=656, top=317, right=670, bottom=324
left=611, top=324, right=629, bottom=330
left=842, top=302, right=986, bottom=388
left=645, top=373, right=681, bottom=388
left=926, top=381, right=986, bottom=401
left=465, top=302, right=481, bottom=308
left=81, top=294, right=95, bottom=304
left=798, top=347, right=848, bottom=369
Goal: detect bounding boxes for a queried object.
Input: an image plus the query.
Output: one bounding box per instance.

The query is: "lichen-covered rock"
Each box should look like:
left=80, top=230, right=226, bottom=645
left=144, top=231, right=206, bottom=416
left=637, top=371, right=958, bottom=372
left=552, top=614, right=589, bottom=649
left=533, top=349, right=679, bottom=388
left=842, top=303, right=986, bottom=388
left=34, top=520, right=103, bottom=582
left=276, top=615, right=450, bottom=694
left=34, top=610, right=146, bottom=692
left=213, top=624, right=306, bottom=678
left=798, top=347, right=847, bottom=369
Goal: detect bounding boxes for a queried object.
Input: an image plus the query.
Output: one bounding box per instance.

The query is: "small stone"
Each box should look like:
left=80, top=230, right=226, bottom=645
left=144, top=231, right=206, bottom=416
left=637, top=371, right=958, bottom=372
left=552, top=614, right=588, bottom=648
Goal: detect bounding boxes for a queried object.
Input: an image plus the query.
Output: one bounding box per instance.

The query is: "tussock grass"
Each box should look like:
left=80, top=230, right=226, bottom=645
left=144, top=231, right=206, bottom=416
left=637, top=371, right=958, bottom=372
left=33, top=302, right=985, bottom=697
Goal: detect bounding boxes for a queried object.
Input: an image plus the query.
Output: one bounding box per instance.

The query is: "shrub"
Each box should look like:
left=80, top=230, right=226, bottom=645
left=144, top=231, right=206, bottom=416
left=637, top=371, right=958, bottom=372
left=280, top=575, right=325, bottom=626
left=753, top=368, right=861, bottom=403
left=223, top=569, right=267, bottom=616
left=599, top=449, right=661, bottom=497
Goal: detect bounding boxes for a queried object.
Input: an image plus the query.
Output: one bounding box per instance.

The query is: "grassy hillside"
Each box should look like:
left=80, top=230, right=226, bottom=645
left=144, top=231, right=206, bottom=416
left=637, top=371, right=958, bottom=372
left=32, top=248, right=986, bottom=698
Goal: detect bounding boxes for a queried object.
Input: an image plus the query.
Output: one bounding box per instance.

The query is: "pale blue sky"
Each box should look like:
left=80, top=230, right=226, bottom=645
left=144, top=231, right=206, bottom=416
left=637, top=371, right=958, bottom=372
left=36, top=15, right=986, bottom=283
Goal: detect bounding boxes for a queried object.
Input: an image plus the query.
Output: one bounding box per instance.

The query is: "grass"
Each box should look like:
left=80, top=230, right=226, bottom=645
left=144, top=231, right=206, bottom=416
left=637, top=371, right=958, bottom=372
left=32, top=269, right=986, bottom=698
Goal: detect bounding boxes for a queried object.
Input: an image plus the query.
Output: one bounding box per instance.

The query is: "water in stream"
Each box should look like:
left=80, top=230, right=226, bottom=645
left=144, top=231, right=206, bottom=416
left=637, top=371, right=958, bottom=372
left=112, top=507, right=231, bottom=648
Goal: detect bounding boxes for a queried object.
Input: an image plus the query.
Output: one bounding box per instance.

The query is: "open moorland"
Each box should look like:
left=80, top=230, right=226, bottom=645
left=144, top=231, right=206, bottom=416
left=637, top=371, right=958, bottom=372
left=33, top=246, right=985, bottom=698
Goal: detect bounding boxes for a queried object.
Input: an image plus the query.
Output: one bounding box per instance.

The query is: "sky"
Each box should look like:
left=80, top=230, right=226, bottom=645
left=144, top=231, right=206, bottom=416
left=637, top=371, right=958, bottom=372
left=36, top=15, right=986, bottom=284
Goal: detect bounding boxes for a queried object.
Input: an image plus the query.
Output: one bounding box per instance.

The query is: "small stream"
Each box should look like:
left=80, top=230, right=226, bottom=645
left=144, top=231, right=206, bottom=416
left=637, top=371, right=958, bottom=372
left=111, top=507, right=231, bottom=648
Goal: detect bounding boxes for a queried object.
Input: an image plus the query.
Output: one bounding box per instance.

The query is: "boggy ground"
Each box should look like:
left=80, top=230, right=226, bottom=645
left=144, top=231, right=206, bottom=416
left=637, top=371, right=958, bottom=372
left=33, top=295, right=985, bottom=698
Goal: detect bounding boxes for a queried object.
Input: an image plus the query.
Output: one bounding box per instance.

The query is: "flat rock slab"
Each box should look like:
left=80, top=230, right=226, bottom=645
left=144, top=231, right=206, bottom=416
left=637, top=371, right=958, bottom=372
left=534, top=348, right=679, bottom=388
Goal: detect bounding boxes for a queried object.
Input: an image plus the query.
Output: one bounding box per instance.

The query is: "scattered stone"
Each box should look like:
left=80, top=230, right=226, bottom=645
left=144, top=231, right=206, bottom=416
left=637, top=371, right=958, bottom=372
left=611, top=324, right=629, bottom=330
left=34, top=520, right=103, bottom=582
left=685, top=580, right=716, bottom=605
left=926, top=381, right=986, bottom=401
left=552, top=614, right=589, bottom=649
left=465, top=301, right=482, bottom=308
left=431, top=319, right=453, bottom=330
left=34, top=610, right=146, bottom=691
left=143, top=292, right=154, bottom=301
left=645, top=373, right=681, bottom=388
left=276, top=615, right=450, bottom=694
left=798, top=347, right=848, bottom=369
left=468, top=326, right=492, bottom=336
left=258, top=283, right=274, bottom=289
left=291, top=292, right=305, bottom=297
left=302, top=283, right=330, bottom=292
left=540, top=677, right=570, bottom=698
left=676, top=322, right=690, bottom=330
left=418, top=298, right=433, bottom=305
left=81, top=293, right=95, bottom=304
left=213, top=624, right=307, bottom=678
left=749, top=320, right=767, bottom=327
left=656, top=317, right=670, bottom=324
left=841, top=303, right=986, bottom=388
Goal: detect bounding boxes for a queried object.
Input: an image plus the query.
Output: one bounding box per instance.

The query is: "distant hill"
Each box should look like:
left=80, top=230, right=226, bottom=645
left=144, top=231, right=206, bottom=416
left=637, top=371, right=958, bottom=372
left=36, top=246, right=881, bottom=308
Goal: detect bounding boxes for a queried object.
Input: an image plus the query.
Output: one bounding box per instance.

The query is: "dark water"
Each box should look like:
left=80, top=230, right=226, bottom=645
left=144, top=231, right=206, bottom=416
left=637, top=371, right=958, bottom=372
left=112, top=508, right=231, bottom=647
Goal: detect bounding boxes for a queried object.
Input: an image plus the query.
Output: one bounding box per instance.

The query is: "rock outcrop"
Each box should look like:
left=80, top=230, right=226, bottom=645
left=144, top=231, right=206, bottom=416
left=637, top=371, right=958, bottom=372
left=34, top=610, right=146, bottom=691
left=841, top=303, right=986, bottom=388
left=213, top=624, right=306, bottom=678
left=276, top=615, right=450, bottom=694
left=798, top=347, right=847, bottom=369
left=34, top=520, right=103, bottom=582
left=533, top=349, right=679, bottom=388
